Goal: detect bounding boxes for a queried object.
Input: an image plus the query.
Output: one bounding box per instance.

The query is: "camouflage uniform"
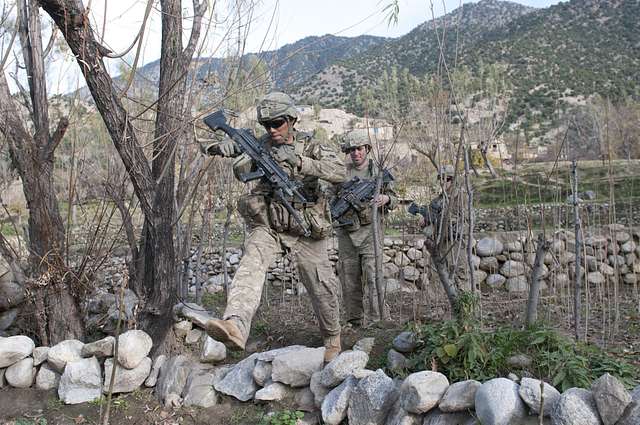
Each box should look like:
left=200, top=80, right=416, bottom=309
left=334, top=140, right=397, bottom=325
left=227, top=130, right=344, bottom=341
left=203, top=92, right=344, bottom=360
left=424, top=166, right=469, bottom=291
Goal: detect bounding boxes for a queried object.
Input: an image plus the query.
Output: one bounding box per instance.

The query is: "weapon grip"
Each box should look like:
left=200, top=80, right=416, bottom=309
left=274, top=189, right=311, bottom=237
left=239, top=169, right=265, bottom=183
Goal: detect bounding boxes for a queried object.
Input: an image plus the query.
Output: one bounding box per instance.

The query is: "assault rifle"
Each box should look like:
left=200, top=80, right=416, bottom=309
left=204, top=110, right=310, bottom=237
left=330, top=169, right=394, bottom=226
left=407, top=201, right=441, bottom=225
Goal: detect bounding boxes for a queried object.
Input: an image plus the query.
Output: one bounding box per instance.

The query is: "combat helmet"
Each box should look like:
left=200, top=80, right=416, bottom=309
left=340, top=130, right=372, bottom=153
left=256, top=91, right=298, bottom=123
left=437, top=164, right=455, bottom=179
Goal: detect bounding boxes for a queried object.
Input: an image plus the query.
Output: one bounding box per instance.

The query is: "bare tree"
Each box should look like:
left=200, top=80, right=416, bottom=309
left=38, top=0, right=207, bottom=349
left=0, top=0, right=82, bottom=344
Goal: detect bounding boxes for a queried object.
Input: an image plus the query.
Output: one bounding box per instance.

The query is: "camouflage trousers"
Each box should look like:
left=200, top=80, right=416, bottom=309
left=336, top=226, right=388, bottom=324
left=223, top=225, right=341, bottom=342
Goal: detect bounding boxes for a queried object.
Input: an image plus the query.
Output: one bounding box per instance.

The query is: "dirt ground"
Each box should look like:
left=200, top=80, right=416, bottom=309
left=1, top=283, right=638, bottom=425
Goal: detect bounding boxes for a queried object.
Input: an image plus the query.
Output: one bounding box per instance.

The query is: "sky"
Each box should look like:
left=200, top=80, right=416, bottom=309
left=41, top=0, right=561, bottom=94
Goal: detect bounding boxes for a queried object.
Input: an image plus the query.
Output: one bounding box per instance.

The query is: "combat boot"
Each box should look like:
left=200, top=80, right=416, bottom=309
left=323, top=334, right=341, bottom=363
left=205, top=318, right=245, bottom=351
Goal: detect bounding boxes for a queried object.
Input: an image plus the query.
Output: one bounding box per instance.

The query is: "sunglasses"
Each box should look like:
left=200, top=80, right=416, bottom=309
left=262, top=118, right=287, bottom=129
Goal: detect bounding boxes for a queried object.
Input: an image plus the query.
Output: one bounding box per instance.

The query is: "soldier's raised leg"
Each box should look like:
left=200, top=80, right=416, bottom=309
left=206, top=226, right=281, bottom=350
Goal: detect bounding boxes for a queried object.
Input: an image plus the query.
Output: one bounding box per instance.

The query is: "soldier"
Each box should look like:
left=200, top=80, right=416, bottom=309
left=415, top=165, right=469, bottom=291
left=201, top=92, right=345, bottom=362
left=334, top=131, right=397, bottom=327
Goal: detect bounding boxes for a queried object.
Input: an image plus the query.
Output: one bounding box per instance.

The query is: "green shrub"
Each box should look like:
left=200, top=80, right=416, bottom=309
left=407, top=321, right=638, bottom=391
left=260, top=410, right=305, bottom=425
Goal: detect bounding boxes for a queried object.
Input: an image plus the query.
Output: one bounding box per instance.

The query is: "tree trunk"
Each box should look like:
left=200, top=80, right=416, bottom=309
left=526, top=233, right=549, bottom=326
left=371, top=169, right=389, bottom=321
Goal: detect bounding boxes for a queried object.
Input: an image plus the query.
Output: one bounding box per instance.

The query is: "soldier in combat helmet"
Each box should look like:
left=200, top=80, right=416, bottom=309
left=201, top=92, right=345, bottom=362
left=334, top=131, right=397, bottom=327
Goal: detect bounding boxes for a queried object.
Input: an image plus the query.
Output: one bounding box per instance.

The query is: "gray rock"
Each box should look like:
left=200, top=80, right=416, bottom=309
left=310, top=371, right=330, bottom=408
left=479, top=256, right=500, bottom=272
left=348, top=369, right=397, bottom=425
left=103, top=357, right=152, bottom=394
left=5, top=357, right=34, bottom=388
left=272, top=347, right=325, bottom=387
left=0, top=308, right=18, bottom=331
left=519, top=377, right=560, bottom=417
left=507, top=354, right=533, bottom=369
left=439, top=379, right=481, bottom=413
left=506, top=275, right=529, bottom=293
left=422, top=408, right=477, bottom=425
left=0, top=280, right=25, bottom=310
left=295, top=387, right=317, bottom=412
left=255, top=382, right=293, bottom=401
left=214, top=353, right=259, bottom=401
left=256, top=345, right=307, bottom=362
left=117, top=330, right=152, bottom=369
left=475, top=378, right=527, bottom=425
left=36, top=363, right=60, bottom=390
left=144, top=354, right=166, bottom=387
left=476, top=237, right=504, bottom=257
left=387, top=349, right=408, bottom=371
left=322, top=376, right=357, bottom=425
left=393, top=331, right=418, bottom=353
left=173, top=320, right=192, bottom=339
left=504, top=241, right=524, bottom=252
left=32, top=346, right=50, bottom=366
left=353, top=337, right=375, bottom=355
left=486, top=274, right=506, bottom=289
left=632, top=385, right=640, bottom=401
left=0, top=335, right=35, bottom=368
left=501, top=260, right=527, bottom=277
left=385, top=399, right=422, bottom=425
left=58, top=357, right=102, bottom=404
left=156, top=355, right=193, bottom=406
left=182, top=369, right=218, bottom=408
left=587, top=271, right=606, bottom=285
left=47, top=339, right=84, bottom=372
left=621, top=240, right=636, bottom=254
left=400, top=371, right=449, bottom=414
left=473, top=270, right=488, bottom=285
left=81, top=336, right=114, bottom=358
left=591, top=373, right=631, bottom=425
left=0, top=367, right=4, bottom=388
left=185, top=328, right=203, bottom=345
left=551, top=388, right=602, bottom=425
left=178, top=302, right=214, bottom=329
left=617, top=401, right=640, bottom=425
left=321, top=350, right=369, bottom=387
left=508, top=373, right=520, bottom=383
left=252, top=360, right=272, bottom=386
left=200, top=336, right=226, bottom=363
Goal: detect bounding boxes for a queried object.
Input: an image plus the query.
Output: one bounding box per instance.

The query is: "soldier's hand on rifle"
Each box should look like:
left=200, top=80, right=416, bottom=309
left=272, top=144, right=301, bottom=170
left=217, top=138, right=237, bottom=157
left=372, top=194, right=390, bottom=207
left=418, top=216, right=426, bottom=227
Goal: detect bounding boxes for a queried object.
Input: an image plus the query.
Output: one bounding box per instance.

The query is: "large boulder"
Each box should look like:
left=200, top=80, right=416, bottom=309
left=36, top=363, right=60, bottom=390
left=486, top=274, right=506, bottom=289
left=310, top=371, right=330, bottom=408
left=439, top=379, right=481, bottom=413
left=200, top=336, right=226, bottom=363
left=58, top=357, right=102, bottom=404
left=392, top=331, right=418, bottom=353
left=47, top=339, right=84, bottom=372
left=519, top=377, right=560, bottom=417
left=501, top=260, right=527, bottom=277
left=385, top=399, right=422, bottom=425
left=155, top=355, right=193, bottom=406
left=551, top=388, right=602, bottom=425
left=347, top=369, right=397, bottom=425
left=103, top=357, right=152, bottom=394
left=506, top=276, right=529, bottom=293
left=182, top=369, right=219, bottom=408
left=0, top=308, right=18, bottom=331
left=255, top=382, right=293, bottom=402
left=591, top=373, right=631, bottom=425
left=5, top=357, right=34, bottom=388
left=617, top=401, right=640, bottom=425
left=476, top=238, right=504, bottom=257
left=145, top=355, right=166, bottom=387
left=321, top=350, right=369, bottom=388
left=272, top=347, right=324, bottom=387
left=214, top=353, right=259, bottom=401
left=0, top=280, right=25, bottom=310
left=0, top=335, right=34, bottom=368
left=32, top=346, right=50, bottom=366
left=117, top=330, right=153, bottom=369
left=252, top=360, right=272, bottom=387
left=399, top=371, right=449, bottom=414
left=81, top=336, right=115, bottom=358
left=322, top=376, right=358, bottom=425
left=422, top=408, right=477, bottom=425
left=475, top=378, right=527, bottom=425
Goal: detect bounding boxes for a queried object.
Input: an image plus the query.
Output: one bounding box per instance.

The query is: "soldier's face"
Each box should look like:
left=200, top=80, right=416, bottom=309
left=263, top=117, right=291, bottom=144
left=349, top=146, right=368, bottom=167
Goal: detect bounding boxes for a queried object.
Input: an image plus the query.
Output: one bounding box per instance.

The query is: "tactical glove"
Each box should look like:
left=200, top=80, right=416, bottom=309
left=200, top=138, right=237, bottom=157
left=272, top=144, right=301, bottom=169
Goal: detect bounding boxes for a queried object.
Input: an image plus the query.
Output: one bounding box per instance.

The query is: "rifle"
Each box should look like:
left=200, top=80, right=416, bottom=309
left=204, top=110, right=310, bottom=237
left=331, top=169, right=394, bottom=226
left=408, top=200, right=442, bottom=226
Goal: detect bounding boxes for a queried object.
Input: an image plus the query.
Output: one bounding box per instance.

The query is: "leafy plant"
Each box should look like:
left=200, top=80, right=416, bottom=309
left=407, top=321, right=639, bottom=391
left=260, top=410, right=304, bottom=425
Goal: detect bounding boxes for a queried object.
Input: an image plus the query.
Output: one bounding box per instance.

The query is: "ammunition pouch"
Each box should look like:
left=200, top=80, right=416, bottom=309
left=357, top=205, right=373, bottom=226
left=237, top=194, right=269, bottom=227
left=268, top=199, right=332, bottom=240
